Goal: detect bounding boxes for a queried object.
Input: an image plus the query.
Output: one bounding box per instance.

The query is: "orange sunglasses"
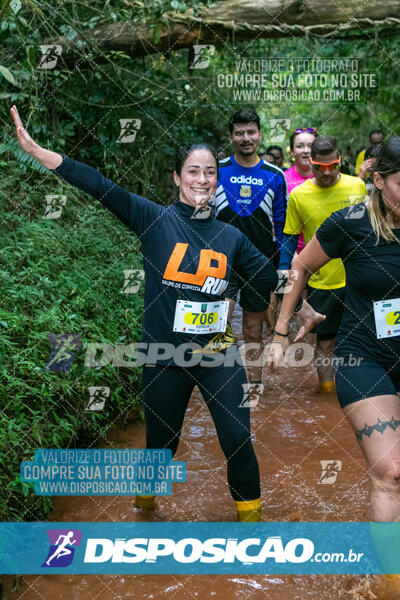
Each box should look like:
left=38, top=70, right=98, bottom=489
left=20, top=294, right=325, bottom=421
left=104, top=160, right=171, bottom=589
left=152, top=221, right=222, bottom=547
left=309, top=157, right=341, bottom=171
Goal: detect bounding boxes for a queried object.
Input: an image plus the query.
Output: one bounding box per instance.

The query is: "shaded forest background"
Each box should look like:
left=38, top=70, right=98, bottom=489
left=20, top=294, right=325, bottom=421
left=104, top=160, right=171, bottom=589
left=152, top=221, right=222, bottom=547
left=0, top=0, right=399, bottom=522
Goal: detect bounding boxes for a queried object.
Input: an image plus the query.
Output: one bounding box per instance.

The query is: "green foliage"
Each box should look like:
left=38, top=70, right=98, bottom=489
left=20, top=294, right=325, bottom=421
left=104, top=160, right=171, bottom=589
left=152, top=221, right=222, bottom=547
left=0, top=168, right=144, bottom=521
left=0, top=64, right=18, bottom=85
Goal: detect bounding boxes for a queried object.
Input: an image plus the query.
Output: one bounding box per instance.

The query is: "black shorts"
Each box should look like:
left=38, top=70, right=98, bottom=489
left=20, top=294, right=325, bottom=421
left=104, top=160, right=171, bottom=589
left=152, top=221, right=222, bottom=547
left=225, top=274, right=270, bottom=313
left=226, top=251, right=279, bottom=314
left=306, top=286, right=346, bottom=340
left=336, top=358, right=400, bottom=408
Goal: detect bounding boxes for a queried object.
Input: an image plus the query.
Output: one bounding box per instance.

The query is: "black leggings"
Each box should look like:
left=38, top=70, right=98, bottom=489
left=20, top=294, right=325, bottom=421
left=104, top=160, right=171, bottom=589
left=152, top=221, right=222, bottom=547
left=142, top=361, right=260, bottom=501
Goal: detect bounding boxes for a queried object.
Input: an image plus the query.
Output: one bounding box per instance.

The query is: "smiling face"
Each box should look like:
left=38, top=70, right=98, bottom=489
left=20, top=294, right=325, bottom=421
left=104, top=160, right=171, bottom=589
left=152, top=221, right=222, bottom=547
left=229, top=121, right=262, bottom=158
left=173, top=149, right=218, bottom=208
left=291, top=132, right=315, bottom=170
left=311, top=150, right=341, bottom=188
left=374, top=170, right=400, bottom=222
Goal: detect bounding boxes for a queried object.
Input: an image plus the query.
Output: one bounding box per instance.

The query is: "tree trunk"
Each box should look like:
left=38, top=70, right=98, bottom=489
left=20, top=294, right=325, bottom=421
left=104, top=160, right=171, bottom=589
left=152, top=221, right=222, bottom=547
left=56, top=0, right=400, bottom=61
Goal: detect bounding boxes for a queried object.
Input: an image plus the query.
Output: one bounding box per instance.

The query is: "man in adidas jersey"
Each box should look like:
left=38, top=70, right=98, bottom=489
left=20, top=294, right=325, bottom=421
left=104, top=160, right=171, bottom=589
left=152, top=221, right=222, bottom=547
left=216, top=108, right=288, bottom=393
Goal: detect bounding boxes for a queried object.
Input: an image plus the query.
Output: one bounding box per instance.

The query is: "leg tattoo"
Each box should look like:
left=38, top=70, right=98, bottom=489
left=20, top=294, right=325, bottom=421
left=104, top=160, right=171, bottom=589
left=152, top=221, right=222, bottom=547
left=356, top=417, right=400, bottom=441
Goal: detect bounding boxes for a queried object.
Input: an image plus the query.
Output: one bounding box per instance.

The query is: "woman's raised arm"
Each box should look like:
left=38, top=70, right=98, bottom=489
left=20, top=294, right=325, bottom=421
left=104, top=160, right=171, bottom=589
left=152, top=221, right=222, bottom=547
left=10, top=105, right=163, bottom=236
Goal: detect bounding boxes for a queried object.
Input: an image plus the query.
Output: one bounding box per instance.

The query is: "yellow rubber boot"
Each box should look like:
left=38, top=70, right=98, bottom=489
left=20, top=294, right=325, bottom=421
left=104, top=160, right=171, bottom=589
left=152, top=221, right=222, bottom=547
left=383, top=574, right=400, bottom=591
left=320, top=380, right=335, bottom=393
left=235, top=498, right=261, bottom=522
left=134, top=495, right=156, bottom=509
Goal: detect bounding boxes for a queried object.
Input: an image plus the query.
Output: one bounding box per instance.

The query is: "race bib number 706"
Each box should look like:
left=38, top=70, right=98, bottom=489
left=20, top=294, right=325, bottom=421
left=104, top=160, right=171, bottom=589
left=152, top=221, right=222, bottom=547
left=173, top=300, right=228, bottom=335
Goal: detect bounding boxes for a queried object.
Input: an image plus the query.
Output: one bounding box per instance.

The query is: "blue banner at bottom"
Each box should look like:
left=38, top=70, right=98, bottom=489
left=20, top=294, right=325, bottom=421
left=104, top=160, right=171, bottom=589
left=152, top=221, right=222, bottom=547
left=0, top=522, right=399, bottom=575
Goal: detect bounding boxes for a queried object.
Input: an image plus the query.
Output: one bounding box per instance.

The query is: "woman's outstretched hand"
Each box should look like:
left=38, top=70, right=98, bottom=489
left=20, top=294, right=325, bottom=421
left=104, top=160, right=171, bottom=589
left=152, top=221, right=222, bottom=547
left=267, top=303, right=326, bottom=372
left=10, top=105, right=38, bottom=155
left=293, top=302, right=326, bottom=343
left=10, top=105, right=63, bottom=169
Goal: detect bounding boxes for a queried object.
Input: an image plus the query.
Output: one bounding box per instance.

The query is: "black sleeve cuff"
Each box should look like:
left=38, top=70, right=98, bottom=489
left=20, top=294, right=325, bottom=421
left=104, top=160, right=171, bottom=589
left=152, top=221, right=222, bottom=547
left=49, top=154, right=68, bottom=174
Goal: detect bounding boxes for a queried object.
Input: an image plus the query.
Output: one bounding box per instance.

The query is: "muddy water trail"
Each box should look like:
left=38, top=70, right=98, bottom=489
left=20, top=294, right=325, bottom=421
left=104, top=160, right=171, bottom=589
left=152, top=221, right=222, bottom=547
left=6, top=309, right=398, bottom=599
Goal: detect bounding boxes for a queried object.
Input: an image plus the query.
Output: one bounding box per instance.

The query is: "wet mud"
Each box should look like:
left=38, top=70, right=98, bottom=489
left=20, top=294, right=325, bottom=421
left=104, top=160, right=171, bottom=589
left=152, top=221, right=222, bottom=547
left=5, top=310, right=400, bottom=599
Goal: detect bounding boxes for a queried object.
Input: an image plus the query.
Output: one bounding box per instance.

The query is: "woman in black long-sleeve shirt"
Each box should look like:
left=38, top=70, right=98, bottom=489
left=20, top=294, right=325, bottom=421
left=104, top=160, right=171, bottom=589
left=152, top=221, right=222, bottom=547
left=11, top=106, right=282, bottom=521
left=10, top=105, right=321, bottom=521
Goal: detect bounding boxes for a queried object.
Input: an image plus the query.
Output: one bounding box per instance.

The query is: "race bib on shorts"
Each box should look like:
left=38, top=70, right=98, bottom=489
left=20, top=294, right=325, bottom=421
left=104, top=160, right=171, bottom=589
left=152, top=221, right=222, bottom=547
left=173, top=300, right=228, bottom=335
left=373, top=298, right=400, bottom=339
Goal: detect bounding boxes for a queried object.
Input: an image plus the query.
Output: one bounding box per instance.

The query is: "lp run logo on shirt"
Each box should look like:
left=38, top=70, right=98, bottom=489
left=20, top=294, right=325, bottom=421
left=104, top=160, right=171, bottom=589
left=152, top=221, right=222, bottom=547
left=163, top=243, right=229, bottom=295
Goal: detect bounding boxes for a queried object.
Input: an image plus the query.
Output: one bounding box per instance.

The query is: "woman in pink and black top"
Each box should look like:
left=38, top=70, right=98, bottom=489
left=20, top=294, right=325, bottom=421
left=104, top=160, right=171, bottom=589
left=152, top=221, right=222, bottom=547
left=285, top=128, right=318, bottom=253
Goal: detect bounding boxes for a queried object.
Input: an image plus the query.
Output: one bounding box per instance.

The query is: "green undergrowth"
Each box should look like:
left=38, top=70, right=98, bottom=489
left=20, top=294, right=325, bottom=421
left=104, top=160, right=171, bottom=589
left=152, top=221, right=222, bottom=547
left=0, top=162, right=145, bottom=521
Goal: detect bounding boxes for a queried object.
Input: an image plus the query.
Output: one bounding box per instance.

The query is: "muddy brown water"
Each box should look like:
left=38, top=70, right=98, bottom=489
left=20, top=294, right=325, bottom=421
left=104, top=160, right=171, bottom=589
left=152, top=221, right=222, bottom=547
left=4, top=310, right=400, bottom=599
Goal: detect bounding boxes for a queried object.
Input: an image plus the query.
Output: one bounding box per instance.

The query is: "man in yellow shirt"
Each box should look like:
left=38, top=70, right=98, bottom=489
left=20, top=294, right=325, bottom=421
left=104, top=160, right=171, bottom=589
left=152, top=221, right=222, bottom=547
left=355, top=129, right=385, bottom=180
left=279, top=135, right=367, bottom=391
